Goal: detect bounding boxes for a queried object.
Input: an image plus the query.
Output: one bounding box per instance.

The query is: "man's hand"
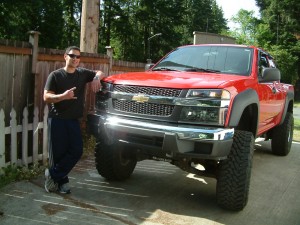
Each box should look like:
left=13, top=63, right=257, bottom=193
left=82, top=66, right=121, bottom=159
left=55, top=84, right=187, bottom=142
left=63, top=87, right=77, bottom=100
left=91, top=71, right=106, bottom=93
left=44, top=87, right=77, bottom=103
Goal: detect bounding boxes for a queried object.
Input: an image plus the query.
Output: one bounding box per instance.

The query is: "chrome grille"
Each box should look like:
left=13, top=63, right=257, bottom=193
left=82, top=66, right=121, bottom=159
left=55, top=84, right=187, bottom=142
left=113, top=100, right=174, bottom=116
left=112, top=85, right=181, bottom=116
left=114, top=85, right=181, bottom=97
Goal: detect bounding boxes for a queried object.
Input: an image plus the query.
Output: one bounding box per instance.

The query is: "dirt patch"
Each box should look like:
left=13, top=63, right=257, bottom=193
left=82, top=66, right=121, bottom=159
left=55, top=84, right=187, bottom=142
left=42, top=203, right=67, bottom=215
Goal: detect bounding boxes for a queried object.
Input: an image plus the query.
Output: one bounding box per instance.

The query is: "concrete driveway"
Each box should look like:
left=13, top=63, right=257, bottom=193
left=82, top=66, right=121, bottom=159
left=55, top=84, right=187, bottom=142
left=0, top=140, right=299, bottom=225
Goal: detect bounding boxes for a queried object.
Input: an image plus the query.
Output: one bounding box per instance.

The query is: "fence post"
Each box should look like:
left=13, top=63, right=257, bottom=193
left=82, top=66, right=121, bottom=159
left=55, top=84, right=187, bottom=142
left=32, top=107, right=39, bottom=164
left=0, top=109, right=5, bottom=168
left=10, top=109, right=17, bottom=165
left=106, top=46, right=113, bottom=76
left=28, top=31, right=42, bottom=122
left=28, top=31, right=40, bottom=74
left=22, top=107, right=29, bottom=167
left=42, top=106, right=48, bottom=165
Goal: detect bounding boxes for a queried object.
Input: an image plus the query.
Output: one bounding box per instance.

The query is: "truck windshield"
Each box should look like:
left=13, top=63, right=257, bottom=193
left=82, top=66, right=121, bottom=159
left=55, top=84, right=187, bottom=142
left=152, top=46, right=253, bottom=76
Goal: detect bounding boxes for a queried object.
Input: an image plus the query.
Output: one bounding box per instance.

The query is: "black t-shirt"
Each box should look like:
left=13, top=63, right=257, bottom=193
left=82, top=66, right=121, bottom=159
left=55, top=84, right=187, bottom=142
left=44, top=67, right=96, bottom=119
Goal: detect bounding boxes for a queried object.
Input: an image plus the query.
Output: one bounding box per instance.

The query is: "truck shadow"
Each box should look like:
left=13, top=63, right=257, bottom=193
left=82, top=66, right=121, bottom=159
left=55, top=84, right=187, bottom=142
left=68, top=145, right=282, bottom=225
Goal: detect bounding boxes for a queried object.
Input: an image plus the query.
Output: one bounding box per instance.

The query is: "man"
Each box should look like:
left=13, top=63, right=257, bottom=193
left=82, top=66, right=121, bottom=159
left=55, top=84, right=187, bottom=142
left=43, top=46, right=105, bottom=194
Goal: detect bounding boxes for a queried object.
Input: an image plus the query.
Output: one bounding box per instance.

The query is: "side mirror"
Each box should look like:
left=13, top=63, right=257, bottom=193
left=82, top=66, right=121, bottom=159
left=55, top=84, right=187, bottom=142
left=260, top=68, right=281, bottom=82
left=145, top=63, right=155, bottom=71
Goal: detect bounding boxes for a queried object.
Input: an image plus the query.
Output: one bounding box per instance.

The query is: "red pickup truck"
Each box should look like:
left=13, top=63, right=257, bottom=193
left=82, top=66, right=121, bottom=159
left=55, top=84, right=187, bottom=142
left=87, top=44, right=294, bottom=211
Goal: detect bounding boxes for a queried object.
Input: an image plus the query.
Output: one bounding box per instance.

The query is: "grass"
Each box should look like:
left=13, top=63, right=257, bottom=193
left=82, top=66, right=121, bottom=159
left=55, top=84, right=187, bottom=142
left=294, top=101, right=300, bottom=108
left=294, top=118, right=300, bottom=142
left=294, top=100, right=300, bottom=142
left=0, top=164, right=45, bottom=189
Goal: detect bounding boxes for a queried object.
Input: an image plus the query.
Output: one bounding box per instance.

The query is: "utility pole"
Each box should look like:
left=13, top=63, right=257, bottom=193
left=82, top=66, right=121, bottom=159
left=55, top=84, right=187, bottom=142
left=80, top=0, right=100, bottom=53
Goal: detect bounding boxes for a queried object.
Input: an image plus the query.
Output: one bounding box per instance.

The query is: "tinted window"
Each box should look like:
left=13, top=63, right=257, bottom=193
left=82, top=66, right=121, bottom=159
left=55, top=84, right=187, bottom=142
left=153, top=46, right=253, bottom=75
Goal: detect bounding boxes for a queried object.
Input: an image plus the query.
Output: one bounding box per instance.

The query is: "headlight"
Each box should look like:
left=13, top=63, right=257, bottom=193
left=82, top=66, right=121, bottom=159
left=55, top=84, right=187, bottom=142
left=179, top=89, right=230, bottom=125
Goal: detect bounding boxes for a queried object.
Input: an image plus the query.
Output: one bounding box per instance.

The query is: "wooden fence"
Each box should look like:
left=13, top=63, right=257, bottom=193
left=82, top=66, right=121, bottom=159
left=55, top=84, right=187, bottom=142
left=0, top=32, right=146, bottom=126
left=0, top=106, right=48, bottom=169
left=0, top=32, right=146, bottom=170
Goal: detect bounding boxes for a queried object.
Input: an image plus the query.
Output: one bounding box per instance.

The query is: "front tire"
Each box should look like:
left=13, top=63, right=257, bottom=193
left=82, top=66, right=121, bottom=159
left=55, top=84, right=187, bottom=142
left=271, top=112, right=294, bottom=156
left=216, top=130, right=254, bottom=211
left=94, top=141, right=137, bottom=181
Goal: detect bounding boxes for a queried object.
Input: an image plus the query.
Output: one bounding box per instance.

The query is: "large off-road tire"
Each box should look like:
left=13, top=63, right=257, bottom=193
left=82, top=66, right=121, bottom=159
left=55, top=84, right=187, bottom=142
left=216, top=130, right=254, bottom=211
left=271, top=112, right=294, bottom=156
left=94, top=141, right=137, bottom=181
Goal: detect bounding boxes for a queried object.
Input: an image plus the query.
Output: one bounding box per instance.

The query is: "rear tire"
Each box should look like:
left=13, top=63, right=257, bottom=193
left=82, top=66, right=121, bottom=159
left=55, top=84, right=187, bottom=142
left=94, top=141, right=137, bottom=181
left=271, top=112, right=293, bottom=156
left=216, top=130, right=254, bottom=211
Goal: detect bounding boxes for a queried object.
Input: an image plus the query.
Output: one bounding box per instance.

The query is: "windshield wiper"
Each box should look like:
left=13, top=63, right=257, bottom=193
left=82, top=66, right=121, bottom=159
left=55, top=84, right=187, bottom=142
left=184, top=67, right=220, bottom=73
left=152, top=67, right=181, bottom=71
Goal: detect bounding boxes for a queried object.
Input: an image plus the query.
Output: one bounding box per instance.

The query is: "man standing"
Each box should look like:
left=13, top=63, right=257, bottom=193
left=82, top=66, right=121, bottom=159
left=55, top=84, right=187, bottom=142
left=43, top=46, right=105, bottom=194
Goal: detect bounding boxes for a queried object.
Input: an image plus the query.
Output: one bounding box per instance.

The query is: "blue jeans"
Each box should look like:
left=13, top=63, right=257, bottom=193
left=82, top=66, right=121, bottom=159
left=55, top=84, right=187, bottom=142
left=47, top=118, right=83, bottom=185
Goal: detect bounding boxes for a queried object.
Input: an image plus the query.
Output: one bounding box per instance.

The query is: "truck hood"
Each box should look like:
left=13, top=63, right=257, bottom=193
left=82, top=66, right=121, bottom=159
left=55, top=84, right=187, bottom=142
left=105, top=71, right=250, bottom=89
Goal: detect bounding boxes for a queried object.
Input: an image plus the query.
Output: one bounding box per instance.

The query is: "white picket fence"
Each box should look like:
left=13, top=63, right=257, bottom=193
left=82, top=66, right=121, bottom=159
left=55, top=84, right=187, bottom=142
left=0, top=107, right=49, bottom=169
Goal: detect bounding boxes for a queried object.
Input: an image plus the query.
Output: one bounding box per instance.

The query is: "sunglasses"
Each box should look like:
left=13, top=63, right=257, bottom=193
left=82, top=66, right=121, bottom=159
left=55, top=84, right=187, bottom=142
left=67, top=54, right=81, bottom=59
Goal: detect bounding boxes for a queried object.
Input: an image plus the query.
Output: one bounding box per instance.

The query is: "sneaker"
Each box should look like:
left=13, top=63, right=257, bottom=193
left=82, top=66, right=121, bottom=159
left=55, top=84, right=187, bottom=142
left=58, top=183, right=71, bottom=194
left=44, top=169, right=58, bottom=193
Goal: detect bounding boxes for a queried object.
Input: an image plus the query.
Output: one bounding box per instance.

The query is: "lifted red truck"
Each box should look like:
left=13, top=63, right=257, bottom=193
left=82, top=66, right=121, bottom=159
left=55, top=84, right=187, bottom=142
left=87, top=44, right=294, bottom=211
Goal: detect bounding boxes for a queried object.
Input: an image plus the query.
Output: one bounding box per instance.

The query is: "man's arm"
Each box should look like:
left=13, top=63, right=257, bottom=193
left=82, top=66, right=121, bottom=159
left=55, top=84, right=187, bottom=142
left=44, top=87, right=77, bottom=103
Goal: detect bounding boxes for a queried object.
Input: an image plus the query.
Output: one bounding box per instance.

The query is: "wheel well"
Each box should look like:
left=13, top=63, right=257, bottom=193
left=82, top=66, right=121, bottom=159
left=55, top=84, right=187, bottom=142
left=236, top=104, right=258, bottom=137
left=287, top=100, right=293, bottom=113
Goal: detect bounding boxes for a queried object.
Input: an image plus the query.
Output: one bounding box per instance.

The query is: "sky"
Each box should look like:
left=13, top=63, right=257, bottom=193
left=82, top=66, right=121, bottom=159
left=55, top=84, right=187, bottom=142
left=215, top=0, right=260, bottom=29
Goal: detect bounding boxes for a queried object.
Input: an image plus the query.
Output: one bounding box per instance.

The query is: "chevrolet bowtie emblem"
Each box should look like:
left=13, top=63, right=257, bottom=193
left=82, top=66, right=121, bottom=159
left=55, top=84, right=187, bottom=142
left=132, top=94, right=149, bottom=103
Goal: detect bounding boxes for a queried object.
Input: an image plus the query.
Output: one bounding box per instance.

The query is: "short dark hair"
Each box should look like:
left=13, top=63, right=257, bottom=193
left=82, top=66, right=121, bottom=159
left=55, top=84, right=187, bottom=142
left=65, top=46, right=80, bottom=54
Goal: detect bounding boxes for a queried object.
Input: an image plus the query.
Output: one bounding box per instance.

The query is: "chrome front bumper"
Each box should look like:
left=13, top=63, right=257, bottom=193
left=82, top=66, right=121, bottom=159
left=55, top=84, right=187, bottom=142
left=87, top=114, right=234, bottom=160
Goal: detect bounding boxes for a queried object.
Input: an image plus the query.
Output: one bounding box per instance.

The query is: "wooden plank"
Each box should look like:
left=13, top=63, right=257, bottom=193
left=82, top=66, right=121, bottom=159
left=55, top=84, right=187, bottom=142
left=32, top=107, right=39, bottom=164
left=0, top=109, right=5, bottom=168
left=10, top=109, right=17, bottom=165
left=38, top=53, right=109, bottom=64
left=22, top=107, right=29, bottom=167
left=42, top=107, right=48, bottom=165
left=0, top=46, right=31, bottom=55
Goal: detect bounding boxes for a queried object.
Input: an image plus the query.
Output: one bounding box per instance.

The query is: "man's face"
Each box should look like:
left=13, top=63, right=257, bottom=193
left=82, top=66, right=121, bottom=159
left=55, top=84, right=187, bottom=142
left=64, top=49, right=80, bottom=68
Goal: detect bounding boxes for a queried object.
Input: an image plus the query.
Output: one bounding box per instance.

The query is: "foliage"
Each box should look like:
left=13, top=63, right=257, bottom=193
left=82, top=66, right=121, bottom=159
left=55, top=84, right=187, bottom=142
left=82, top=128, right=96, bottom=158
left=255, top=0, right=300, bottom=84
left=294, top=118, right=300, bottom=142
left=0, top=164, right=44, bottom=189
left=229, top=1, right=300, bottom=85
left=0, top=0, right=298, bottom=83
left=229, top=9, right=260, bottom=45
left=268, top=46, right=298, bottom=84
left=0, top=0, right=65, bottom=48
left=101, top=0, right=227, bottom=62
left=0, top=0, right=228, bottom=62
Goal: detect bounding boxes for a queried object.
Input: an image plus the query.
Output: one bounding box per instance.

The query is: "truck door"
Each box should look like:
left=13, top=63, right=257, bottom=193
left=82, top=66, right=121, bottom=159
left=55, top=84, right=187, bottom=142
left=257, top=52, right=285, bottom=133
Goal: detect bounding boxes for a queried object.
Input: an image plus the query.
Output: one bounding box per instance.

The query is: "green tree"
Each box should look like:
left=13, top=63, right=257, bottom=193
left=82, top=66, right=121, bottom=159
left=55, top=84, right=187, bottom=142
left=0, top=0, right=229, bottom=62
left=60, top=0, right=82, bottom=48
left=269, top=46, right=298, bottom=84
left=182, top=0, right=227, bottom=44
left=230, top=9, right=260, bottom=45
left=0, top=0, right=42, bottom=41
left=255, top=0, right=300, bottom=84
left=0, top=0, right=77, bottom=49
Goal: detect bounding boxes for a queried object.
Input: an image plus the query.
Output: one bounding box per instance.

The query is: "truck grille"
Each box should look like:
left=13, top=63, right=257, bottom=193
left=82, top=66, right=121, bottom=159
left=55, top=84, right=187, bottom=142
left=113, top=100, right=174, bottom=116
left=112, top=85, right=181, bottom=116
left=114, top=85, right=181, bottom=97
